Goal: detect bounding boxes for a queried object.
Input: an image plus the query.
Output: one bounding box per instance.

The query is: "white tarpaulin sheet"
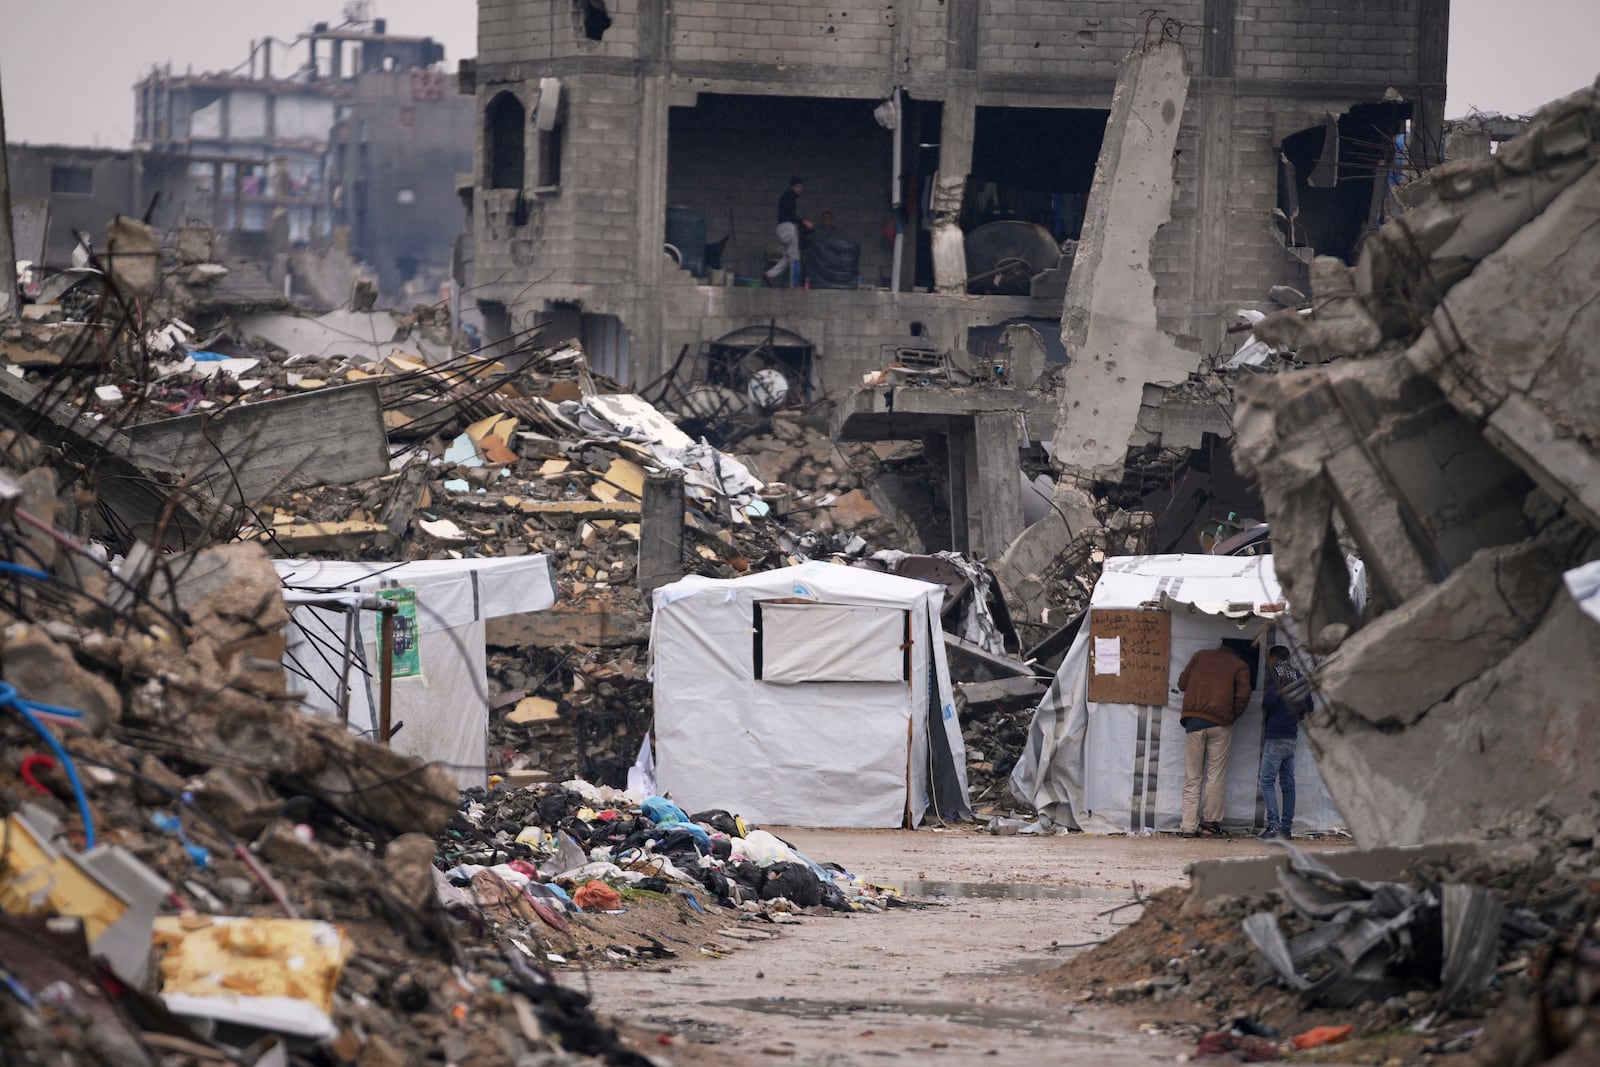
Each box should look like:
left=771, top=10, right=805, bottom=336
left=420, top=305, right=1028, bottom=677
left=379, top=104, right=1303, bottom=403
left=1566, top=559, right=1600, bottom=624
left=651, top=563, right=971, bottom=827
left=1011, top=554, right=1345, bottom=835
left=758, top=602, right=906, bottom=683
left=275, top=556, right=557, bottom=788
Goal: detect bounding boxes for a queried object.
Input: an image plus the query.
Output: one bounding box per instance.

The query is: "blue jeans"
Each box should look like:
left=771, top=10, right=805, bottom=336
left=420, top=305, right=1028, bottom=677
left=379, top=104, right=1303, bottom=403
left=1259, top=737, right=1297, bottom=832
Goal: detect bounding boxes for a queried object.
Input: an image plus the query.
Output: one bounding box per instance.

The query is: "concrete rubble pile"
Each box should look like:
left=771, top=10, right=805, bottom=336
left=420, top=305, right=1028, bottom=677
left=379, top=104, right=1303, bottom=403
left=3, top=215, right=1017, bottom=791
left=1231, top=81, right=1600, bottom=848
left=1048, top=821, right=1600, bottom=1065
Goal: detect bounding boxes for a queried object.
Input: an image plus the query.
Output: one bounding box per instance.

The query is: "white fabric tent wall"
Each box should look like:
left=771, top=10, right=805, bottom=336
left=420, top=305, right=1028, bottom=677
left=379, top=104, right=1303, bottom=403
left=1011, top=554, right=1345, bottom=835
left=275, top=556, right=558, bottom=788
left=650, top=562, right=971, bottom=828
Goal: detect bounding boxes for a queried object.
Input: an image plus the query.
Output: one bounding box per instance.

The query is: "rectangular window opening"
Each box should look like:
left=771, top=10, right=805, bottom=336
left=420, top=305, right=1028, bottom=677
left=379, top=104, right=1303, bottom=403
left=50, top=165, right=94, bottom=196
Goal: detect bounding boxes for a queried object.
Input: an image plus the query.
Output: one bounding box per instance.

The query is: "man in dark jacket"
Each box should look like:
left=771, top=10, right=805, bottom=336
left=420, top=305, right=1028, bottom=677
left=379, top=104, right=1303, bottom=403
left=763, top=177, right=811, bottom=287
left=1258, top=645, right=1311, bottom=839
left=1176, top=641, right=1251, bottom=837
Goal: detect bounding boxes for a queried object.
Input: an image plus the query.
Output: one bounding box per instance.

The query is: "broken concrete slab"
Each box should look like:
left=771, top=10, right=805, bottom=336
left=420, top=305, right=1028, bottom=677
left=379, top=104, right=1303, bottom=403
left=0, top=322, right=106, bottom=369
left=1184, top=841, right=1486, bottom=908
left=233, top=308, right=451, bottom=364
left=0, top=371, right=225, bottom=547
left=263, top=519, right=394, bottom=554
left=1314, top=539, right=1566, bottom=732
left=1403, top=157, right=1600, bottom=530
left=125, top=382, right=391, bottom=508
left=1053, top=38, right=1198, bottom=483
left=1234, top=356, right=1535, bottom=639
left=1308, top=574, right=1600, bottom=847
left=138, top=542, right=291, bottom=665
left=1234, top=88, right=1600, bottom=849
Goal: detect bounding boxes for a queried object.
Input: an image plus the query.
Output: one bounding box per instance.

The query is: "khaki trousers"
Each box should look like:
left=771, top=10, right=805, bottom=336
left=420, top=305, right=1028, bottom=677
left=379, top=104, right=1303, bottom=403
left=1181, top=725, right=1233, bottom=832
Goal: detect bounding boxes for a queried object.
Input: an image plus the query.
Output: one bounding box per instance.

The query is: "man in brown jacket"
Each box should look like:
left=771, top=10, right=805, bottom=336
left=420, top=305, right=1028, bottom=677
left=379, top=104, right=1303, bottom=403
left=1176, top=641, right=1252, bottom=836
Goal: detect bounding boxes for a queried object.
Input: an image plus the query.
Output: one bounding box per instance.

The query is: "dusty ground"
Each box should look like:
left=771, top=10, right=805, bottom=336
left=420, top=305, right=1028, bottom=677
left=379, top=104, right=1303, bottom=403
left=584, top=828, right=1354, bottom=1065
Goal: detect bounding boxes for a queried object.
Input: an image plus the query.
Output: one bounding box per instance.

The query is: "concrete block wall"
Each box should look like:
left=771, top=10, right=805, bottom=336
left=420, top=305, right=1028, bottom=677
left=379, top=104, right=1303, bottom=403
left=479, top=1, right=642, bottom=64
left=671, top=3, right=894, bottom=67
left=467, top=0, right=1448, bottom=381
left=1234, top=1, right=1424, bottom=84
left=472, top=73, right=644, bottom=293
left=977, top=0, right=1204, bottom=78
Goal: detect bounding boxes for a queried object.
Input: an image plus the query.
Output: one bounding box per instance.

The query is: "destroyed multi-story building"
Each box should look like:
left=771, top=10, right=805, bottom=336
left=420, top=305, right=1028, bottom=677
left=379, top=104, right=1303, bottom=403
left=127, top=7, right=472, bottom=302
left=460, top=1, right=1448, bottom=390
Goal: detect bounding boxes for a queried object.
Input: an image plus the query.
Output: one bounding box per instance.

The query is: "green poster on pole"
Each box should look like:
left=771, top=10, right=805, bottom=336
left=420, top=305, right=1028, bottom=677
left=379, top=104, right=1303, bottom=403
left=378, top=587, right=421, bottom=678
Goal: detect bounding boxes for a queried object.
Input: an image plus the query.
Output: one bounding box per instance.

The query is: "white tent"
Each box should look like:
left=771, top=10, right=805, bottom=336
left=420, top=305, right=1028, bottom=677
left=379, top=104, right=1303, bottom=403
left=275, top=556, right=558, bottom=788
left=650, top=562, right=972, bottom=828
left=1010, top=554, right=1345, bottom=835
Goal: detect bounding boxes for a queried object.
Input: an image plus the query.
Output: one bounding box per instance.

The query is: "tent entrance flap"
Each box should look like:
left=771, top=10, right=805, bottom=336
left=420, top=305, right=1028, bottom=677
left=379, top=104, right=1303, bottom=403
left=923, top=645, right=965, bottom=820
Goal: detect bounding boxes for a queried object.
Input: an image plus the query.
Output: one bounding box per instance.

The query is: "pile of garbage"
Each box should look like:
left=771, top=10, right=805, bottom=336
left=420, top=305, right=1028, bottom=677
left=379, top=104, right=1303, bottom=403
left=1047, top=834, right=1600, bottom=1064
left=435, top=779, right=903, bottom=965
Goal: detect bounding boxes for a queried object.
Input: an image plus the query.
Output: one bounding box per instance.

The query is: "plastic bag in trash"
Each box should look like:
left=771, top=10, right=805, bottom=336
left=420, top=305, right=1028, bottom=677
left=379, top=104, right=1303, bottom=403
left=641, top=796, right=690, bottom=826
left=573, top=881, right=622, bottom=911
left=740, top=829, right=796, bottom=866
left=759, top=862, right=823, bottom=907
left=690, top=809, right=746, bottom=838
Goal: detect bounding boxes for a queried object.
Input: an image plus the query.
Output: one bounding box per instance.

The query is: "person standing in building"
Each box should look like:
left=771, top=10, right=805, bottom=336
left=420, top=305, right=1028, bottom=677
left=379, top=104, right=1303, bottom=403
left=1176, top=640, right=1251, bottom=838
left=764, top=176, right=811, bottom=287
left=1258, top=644, right=1310, bottom=839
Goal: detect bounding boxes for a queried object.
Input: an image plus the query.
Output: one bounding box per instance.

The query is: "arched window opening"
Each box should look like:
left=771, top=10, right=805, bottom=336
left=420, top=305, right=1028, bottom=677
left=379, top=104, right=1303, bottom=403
left=485, top=91, right=525, bottom=190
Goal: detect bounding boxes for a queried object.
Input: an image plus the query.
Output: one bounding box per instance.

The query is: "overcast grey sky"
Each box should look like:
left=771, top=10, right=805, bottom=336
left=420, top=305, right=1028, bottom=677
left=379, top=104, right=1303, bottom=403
left=3, top=1, right=1597, bottom=147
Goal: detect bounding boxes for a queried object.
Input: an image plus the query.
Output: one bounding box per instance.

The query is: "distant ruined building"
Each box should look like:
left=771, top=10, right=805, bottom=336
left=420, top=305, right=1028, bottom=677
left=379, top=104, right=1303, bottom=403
left=1, top=6, right=473, bottom=304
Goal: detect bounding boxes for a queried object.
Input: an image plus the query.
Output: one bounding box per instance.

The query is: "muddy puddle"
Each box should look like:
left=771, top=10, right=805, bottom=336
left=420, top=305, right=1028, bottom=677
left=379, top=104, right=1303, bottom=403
left=898, top=879, right=1134, bottom=901
left=708, top=996, right=1114, bottom=1041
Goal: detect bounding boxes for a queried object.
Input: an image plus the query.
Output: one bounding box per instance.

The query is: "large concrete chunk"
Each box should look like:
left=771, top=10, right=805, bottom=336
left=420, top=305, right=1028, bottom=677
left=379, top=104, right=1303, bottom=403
left=1053, top=38, right=1197, bottom=483
left=1405, top=159, right=1600, bottom=529
left=1309, top=564, right=1600, bottom=846
left=1235, top=358, right=1535, bottom=640
left=1236, top=85, right=1600, bottom=847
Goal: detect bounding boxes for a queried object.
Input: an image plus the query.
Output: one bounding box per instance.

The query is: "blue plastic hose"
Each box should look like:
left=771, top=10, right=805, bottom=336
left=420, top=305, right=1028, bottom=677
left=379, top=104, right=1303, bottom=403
left=0, top=681, right=96, bottom=848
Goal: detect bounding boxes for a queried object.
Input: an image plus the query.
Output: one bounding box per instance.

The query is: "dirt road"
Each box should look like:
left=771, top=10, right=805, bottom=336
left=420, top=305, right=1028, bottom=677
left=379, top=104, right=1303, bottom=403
left=586, top=829, right=1348, bottom=1065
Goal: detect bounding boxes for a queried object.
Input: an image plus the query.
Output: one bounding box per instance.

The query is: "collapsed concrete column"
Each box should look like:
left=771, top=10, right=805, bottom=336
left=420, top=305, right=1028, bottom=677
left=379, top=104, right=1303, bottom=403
left=639, top=469, right=685, bottom=594
left=972, top=412, right=1023, bottom=559
left=931, top=82, right=976, bottom=294
left=1052, top=38, right=1197, bottom=483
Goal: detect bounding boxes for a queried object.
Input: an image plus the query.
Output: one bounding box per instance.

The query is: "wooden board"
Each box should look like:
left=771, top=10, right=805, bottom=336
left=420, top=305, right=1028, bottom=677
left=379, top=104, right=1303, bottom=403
left=1086, top=608, right=1172, bottom=706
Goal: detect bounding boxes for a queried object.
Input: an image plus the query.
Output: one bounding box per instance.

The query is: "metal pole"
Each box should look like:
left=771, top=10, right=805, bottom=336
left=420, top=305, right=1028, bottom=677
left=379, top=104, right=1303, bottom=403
left=890, top=87, right=904, bottom=295
left=335, top=606, right=356, bottom=721
left=378, top=604, right=395, bottom=744
left=0, top=59, right=21, bottom=320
